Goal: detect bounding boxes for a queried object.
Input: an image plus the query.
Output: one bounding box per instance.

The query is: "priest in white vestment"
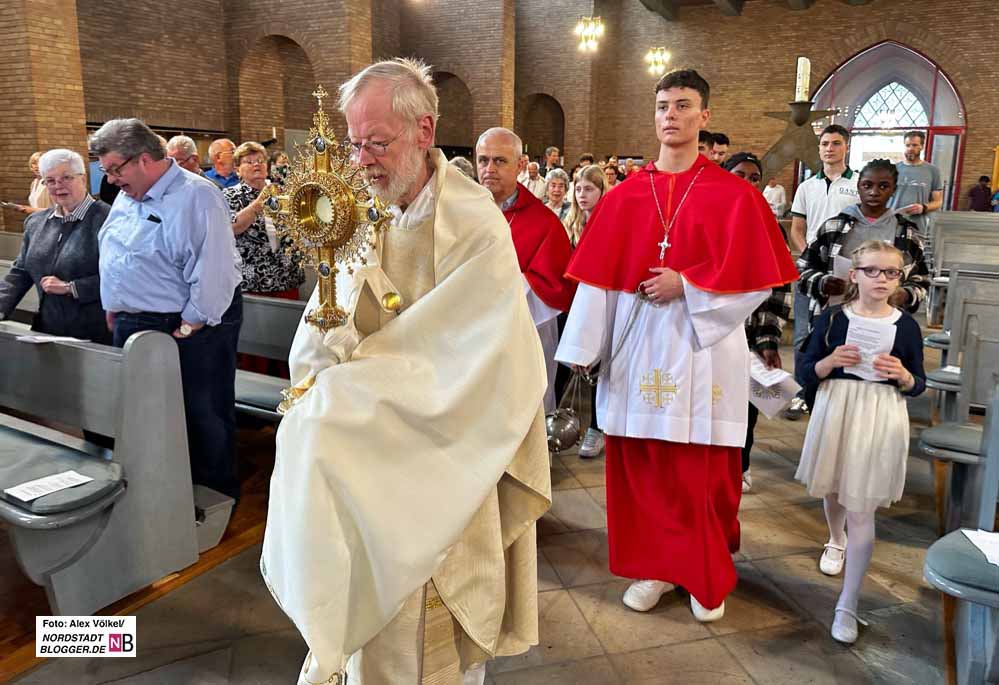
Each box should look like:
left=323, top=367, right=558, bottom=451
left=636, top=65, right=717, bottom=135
left=260, top=58, right=551, bottom=685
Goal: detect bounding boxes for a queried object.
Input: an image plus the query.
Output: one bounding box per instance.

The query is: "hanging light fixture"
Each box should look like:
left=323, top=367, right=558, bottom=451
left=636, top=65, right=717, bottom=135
left=574, top=16, right=604, bottom=52
left=644, top=47, right=671, bottom=76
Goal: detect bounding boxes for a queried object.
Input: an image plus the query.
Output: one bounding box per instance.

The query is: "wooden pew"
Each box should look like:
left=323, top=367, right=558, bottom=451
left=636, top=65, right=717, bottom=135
left=0, top=325, right=200, bottom=615
left=234, top=295, right=306, bottom=422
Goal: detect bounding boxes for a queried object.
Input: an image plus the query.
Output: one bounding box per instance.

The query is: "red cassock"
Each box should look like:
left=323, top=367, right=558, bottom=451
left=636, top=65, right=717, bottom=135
left=567, top=155, right=798, bottom=609
left=502, top=184, right=577, bottom=312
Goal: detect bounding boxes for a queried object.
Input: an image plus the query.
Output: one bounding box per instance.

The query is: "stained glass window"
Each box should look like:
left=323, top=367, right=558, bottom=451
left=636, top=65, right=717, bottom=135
left=854, top=82, right=929, bottom=128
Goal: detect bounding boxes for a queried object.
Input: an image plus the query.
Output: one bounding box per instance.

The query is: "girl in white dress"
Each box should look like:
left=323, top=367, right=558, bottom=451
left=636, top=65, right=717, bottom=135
left=795, top=240, right=926, bottom=644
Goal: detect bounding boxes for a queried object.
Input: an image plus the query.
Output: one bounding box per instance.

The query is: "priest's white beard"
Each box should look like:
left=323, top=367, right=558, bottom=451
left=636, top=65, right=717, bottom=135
left=366, top=143, right=426, bottom=207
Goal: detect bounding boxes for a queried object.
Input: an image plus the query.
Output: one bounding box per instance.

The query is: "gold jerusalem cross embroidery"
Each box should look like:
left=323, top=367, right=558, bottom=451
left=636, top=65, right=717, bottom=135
left=640, top=369, right=678, bottom=408
left=712, top=384, right=723, bottom=405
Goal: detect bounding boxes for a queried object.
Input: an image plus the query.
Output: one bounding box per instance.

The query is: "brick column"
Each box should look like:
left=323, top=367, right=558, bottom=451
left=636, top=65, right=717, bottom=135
left=0, top=0, right=88, bottom=234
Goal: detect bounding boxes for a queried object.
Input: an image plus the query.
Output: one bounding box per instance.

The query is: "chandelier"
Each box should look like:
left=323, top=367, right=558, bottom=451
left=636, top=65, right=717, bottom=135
left=645, top=47, right=671, bottom=76
left=574, top=16, right=604, bottom=52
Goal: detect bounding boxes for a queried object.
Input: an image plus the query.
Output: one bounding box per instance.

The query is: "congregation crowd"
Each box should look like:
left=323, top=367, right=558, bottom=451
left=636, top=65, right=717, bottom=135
left=0, top=57, right=980, bottom=679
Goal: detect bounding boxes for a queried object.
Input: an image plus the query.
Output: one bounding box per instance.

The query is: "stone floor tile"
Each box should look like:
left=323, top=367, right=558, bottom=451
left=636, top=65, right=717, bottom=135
left=538, top=549, right=564, bottom=591
left=551, top=460, right=584, bottom=491
left=738, top=505, right=826, bottom=561
left=706, top=561, right=807, bottom=637
left=569, top=580, right=711, bottom=654
left=753, top=553, right=905, bottom=627
left=586, top=485, right=607, bottom=509
left=751, top=472, right=815, bottom=507
left=227, top=629, right=309, bottom=684
left=865, top=533, right=934, bottom=604
left=737, top=489, right=770, bottom=511
left=538, top=509, right=571, bottom=537
left=850, top=601, right=945, bottom=684
left=547, top=487, right=607, bottom=532
left=491, top=655, right=619, bottom=684
left=540, top=528, right=616, bottom=588
left=609, top=638, right=753, bottom=684
left=488, top=590, right=604, bottom=674
left=103, top=646, right=231, bottom=684
left=720, top=621, right=877, bottom=684
left=561, top=454, right=607, bottom=488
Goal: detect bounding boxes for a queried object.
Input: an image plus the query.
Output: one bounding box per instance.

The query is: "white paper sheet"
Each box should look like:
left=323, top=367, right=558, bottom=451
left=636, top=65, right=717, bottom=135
left=827, top=255, right=853, bottom=306
left=941, top=365, right=961, bottom=375
left=16, top=335, right=85, bottom=344
left=749, top=376, right=802, bottom=419
left=749, top=352, right=792, bottom=388
left=4, top=470, right=93, bottom=502
left=843, top=317, right=897, bottom=382
left=962, top=529, right=999, bottom=567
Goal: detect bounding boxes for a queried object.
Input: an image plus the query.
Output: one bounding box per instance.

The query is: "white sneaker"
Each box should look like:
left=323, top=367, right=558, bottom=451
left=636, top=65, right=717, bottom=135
left=579, top=428, right=605, bottom=459
left=690, top=595, right=725, bottom=622
left=622, top=579, right=673, bottom=612
left=831, top=607, right=868, bottom=644
left=819, top=542, right=846, bottom=576
left=742, top=469, right=752, bottom=493
left=783, top=397, right=808, bottom=421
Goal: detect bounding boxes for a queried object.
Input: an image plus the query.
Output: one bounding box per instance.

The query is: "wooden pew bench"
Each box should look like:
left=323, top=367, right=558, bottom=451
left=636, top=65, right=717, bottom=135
left=0, top=324, right=202, bottom=616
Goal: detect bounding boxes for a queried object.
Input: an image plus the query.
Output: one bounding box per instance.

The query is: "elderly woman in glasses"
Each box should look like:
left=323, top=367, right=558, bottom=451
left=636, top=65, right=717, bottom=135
left=224, top=141, right=304, bottom=372
left=0, top=149, right=112, bottom=343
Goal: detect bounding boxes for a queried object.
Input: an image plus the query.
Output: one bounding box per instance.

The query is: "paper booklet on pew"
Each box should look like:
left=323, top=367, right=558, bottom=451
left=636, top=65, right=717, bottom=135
left=962, top=529, right=999, bottom=567
left=16, top=334, right=85, bottom=344
left=4, top=470, right=93, bottom=502
left=748, top=353, right=801, bottom=419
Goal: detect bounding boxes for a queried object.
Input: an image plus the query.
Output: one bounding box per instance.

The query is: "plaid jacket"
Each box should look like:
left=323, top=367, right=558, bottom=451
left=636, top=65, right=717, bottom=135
left=745, top=282, right=792, bottom=352
left=796, top=212, right=929, bottom=329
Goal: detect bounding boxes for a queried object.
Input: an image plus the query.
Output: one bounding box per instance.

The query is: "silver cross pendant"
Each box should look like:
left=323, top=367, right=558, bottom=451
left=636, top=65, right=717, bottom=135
left=658, top=237, right=670, bottom=260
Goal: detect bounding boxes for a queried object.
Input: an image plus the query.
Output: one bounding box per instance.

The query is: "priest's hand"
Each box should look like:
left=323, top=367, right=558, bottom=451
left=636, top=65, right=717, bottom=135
left=821, top=276, right=847, bottom=297
left=642, top=268, right=684, bottom=305
left=761, top=349, right=782, bottom=370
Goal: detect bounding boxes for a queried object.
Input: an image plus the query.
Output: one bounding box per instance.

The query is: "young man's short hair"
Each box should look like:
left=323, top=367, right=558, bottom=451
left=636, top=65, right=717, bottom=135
left=710, top=132, right=729, bottom=147
left=979, top=175, right=991, bottom=183
left=698, top=130, right=713, bottom=145
left=819, top=124, right=850, bottom=144
left=580, top=153, right=595, bottom=164
left=654, top=69, right=710, bottom=109
left=904, top=130, right=926, bottom=144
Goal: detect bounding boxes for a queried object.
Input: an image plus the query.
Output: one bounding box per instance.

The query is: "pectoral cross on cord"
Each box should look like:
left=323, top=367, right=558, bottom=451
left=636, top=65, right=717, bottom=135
left=649, top=165, right=705, bottom=262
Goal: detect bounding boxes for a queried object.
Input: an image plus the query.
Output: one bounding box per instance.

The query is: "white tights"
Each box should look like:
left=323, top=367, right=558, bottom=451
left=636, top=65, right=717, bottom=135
left=823, top=494, right=876, bottom=614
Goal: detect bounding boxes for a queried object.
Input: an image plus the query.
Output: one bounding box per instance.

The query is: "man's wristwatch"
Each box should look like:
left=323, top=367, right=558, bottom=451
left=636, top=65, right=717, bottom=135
left=179, top=323, right=195, bottom=337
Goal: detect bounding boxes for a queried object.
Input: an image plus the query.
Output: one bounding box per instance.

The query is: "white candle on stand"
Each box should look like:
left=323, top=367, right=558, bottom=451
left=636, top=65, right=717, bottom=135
left=794, top=57, right=811, bottom=102
left=272, top=126, right=277, bottom=139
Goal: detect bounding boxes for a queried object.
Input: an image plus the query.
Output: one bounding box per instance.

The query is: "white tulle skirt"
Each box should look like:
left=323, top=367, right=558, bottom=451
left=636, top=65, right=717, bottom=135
left=795, top=379, right=909, bottom=513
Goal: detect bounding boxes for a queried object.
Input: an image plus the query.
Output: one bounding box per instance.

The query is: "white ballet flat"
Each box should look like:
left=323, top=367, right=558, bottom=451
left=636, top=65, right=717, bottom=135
left=622, top=579, right=674, bottom=612
left=819, top=542, right=846, bottom=576
left=831, top=607, right=869, bottom=644
left=690, top=595, right=725, bottom=622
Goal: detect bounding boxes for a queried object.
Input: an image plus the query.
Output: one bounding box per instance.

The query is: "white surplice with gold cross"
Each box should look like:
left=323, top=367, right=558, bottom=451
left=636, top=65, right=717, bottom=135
left=555, top=280, right=769, bottom=447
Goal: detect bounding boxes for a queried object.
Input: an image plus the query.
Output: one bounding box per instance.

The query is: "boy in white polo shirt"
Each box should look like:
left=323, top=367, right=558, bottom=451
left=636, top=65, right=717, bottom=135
left=786, top=124, right=859, bottom=419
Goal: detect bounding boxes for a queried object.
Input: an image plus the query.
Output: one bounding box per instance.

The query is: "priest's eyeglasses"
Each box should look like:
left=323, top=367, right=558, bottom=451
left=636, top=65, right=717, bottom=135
left=856, top=266, right=903, bottom=280
left=348, top=130, right=404, bottom=158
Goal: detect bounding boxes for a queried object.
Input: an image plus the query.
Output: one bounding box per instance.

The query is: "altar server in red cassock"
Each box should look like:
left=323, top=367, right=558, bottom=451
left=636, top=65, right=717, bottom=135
left=555, top=70, right=797, bottom=621
left=477, top=127, right=576, bottom=412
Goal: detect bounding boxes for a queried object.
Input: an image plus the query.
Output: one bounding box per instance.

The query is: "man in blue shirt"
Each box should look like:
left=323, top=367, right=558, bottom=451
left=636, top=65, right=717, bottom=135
left=90, top=118, right=244, bottom=500
left=204, top=138, right=240, bottom=189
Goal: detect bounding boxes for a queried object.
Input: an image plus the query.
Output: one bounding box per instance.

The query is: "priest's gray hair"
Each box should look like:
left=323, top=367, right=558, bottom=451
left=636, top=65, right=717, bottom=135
left=166, top=135, right=197, bottom=157
left=339, top=57, right=439, bottom=125
left=475, top=128, right=523, bottom=157
left=89, top=118, right=165, bottom=161
left=39, top=149, right=85, bottom=177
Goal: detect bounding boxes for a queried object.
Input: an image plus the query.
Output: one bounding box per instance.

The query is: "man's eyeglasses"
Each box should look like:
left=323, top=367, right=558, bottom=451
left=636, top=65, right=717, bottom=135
left=348, top=130, right=405, bottom=158
left=41, top=173, right=84, bottom=188
left=856, top=266, right=903, bottom=280
left=100, top=156, right=136, bottom=178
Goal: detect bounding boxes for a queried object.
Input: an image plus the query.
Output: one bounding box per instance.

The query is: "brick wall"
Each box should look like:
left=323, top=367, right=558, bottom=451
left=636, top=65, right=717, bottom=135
left=238, top=38, right=286, bottom=147
left=434, top=72, right=475, bottom=149
left=400, top=0, right=515, bottom=141
left=517, top=94, right=565, bottom=162
left=77, top=0, right=227, bottom=131
left=592, top=0, right=999, bottom=203
left=0, top=0, right=88, bottom=234
left=371, top=0, right=401, bottom=60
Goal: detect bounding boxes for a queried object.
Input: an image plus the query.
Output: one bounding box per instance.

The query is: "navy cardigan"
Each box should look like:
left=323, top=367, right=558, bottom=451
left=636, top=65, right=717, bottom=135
left=799, top=306, right=926, bottom=398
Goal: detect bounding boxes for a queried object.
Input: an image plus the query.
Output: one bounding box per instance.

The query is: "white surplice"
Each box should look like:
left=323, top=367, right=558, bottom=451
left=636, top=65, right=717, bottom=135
left=555, top=279, right=769, bottom=447
left=523, top=276, right=561, bottom=413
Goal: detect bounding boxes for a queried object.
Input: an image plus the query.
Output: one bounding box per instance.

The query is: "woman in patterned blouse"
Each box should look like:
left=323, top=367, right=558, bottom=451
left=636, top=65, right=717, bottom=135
left=224, top=141, right=304, bottom=373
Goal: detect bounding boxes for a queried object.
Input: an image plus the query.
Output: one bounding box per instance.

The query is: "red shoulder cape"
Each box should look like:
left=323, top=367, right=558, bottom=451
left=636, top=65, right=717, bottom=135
left=567, top=156, right=798, bottom=294
left=503, top=184, right=577, bottom=311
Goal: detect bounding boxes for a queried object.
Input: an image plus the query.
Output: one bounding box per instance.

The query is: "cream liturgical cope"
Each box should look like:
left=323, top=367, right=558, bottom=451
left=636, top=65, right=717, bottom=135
left=261, top=150, right=552, bottom=684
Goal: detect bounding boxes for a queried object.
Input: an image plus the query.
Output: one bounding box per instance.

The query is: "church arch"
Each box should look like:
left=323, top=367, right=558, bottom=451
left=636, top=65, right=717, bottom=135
left=517, top=93, right=565, bottom=163
left=812, top=41, right=966, bottom=208
left=433, top=71, right=474, bottom=156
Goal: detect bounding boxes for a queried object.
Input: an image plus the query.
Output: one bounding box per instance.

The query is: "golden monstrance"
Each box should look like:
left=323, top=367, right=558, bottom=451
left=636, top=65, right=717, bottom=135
left=261, top=85, right=392, bottom=334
